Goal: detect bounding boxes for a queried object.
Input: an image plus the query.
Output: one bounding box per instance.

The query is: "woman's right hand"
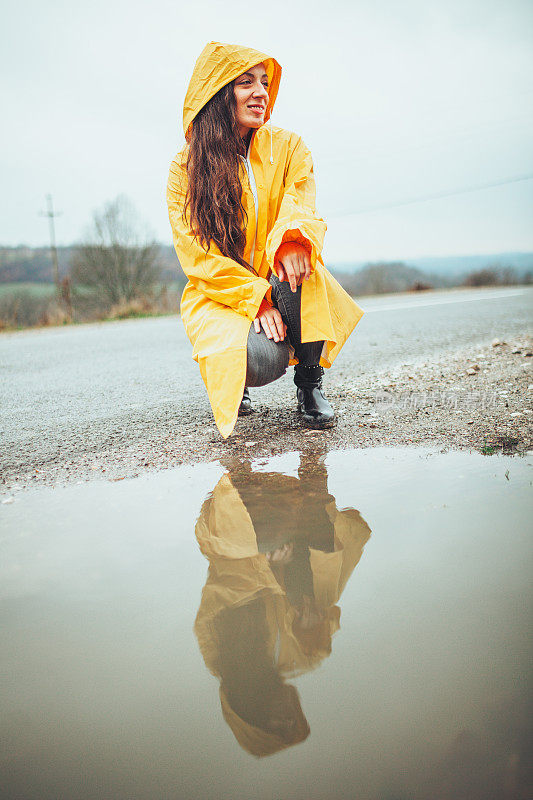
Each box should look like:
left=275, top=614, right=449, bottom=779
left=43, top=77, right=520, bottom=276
left=253, top=306, right=287, bottom=342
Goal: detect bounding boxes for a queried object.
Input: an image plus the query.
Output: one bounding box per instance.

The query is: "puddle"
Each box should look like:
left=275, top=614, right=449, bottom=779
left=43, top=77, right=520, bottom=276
left=1, top=447, right=532, bottom=800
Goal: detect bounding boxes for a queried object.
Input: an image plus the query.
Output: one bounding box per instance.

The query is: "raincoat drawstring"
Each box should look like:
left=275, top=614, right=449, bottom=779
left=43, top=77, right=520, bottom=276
left=269, top=116, right=273, bottom=165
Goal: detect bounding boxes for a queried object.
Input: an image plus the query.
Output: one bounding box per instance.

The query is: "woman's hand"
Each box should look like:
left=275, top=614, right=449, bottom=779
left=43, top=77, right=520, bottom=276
left=253, top=306, right=287, bottom=342
left=275, top=241, right=312, bottom=292
left=266, top=543, right=294, bottom=565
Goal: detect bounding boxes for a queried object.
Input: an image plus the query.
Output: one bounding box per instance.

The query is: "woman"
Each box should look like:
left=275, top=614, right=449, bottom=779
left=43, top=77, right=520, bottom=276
left=166, top=41, right=365, bottom=439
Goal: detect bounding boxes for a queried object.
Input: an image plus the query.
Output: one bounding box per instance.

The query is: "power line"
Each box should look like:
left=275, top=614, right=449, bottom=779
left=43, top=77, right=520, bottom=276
left=328, top=172, right=533, bottom=219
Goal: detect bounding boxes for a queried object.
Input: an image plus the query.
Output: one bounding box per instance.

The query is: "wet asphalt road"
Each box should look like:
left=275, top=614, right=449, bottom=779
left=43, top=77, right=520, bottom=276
left=1, top=286, right=532, bottom=480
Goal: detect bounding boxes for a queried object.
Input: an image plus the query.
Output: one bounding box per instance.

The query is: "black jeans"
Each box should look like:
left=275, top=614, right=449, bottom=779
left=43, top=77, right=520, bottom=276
left=245, top=274, right=324, bottom=388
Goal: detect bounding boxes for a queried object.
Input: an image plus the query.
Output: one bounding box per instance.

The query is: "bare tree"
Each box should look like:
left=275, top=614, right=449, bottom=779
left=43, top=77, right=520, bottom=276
left=70, top=195, right=161, bottom=304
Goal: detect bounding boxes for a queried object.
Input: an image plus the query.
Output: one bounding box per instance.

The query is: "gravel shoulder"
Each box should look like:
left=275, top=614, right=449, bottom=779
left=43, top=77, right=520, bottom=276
left=2, top=331, right=531, bottom=495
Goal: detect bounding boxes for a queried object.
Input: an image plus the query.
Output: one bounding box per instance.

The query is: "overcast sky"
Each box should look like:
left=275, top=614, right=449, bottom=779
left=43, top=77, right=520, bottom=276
left=2, top=0, right=532, bottom=262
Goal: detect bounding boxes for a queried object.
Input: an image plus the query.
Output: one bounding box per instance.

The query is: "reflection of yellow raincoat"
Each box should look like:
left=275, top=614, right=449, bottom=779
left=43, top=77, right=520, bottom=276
left=166, top=42, right=365, bottom=438
left=194, top=472, right=371, bottom=756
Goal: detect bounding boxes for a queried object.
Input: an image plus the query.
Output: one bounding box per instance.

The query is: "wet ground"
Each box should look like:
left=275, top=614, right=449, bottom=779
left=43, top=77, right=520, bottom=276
left=1, top=446, right=531, bottom=800
left=1, top=285, right=532, bottom=489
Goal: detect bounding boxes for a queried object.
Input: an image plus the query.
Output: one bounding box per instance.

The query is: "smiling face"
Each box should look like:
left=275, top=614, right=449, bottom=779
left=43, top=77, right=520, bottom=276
left=233, top=62, right=270, bottom=139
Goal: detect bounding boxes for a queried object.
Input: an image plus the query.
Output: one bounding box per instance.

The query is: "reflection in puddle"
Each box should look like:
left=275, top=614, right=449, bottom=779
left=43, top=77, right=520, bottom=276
left=1, top=447, right=531, bottom=800
left=194, top=454, right=371, bottom=756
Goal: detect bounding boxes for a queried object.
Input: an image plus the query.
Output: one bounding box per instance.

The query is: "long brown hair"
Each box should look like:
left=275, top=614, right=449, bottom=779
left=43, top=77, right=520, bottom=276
left=183, top=81, right=256, bottom=273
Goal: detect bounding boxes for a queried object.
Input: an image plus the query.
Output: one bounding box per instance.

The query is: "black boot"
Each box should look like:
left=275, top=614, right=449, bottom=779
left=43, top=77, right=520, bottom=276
left=238, top=387, right=253, bottom=416
left=294, top=365, right=336, bottom=429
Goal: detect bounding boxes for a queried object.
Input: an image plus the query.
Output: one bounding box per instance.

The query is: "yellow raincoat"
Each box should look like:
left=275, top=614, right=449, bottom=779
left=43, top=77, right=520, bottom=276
left=193, top=467, right=372, bottom=756
left=166, top=41, right=365, bottom=438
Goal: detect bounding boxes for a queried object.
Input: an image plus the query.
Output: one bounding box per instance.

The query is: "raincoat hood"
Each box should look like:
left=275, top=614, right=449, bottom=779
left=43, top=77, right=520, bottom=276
left=219, top=684, right=310, bottom=758
left=183, top=41, right=282, bottom=140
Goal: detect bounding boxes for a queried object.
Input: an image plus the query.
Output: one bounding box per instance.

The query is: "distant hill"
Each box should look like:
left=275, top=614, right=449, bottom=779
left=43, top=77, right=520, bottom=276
left=332, top=252, right=533, bottom=281
left=0, top=246, right=71, bottom=283
left=1, top=244, right=531, bottom=287
left=0, top=244, right=182, bottom=284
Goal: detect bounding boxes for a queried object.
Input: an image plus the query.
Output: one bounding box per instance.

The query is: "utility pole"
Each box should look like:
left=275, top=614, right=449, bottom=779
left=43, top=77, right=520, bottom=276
left=40, top=194, right=61, bottom=292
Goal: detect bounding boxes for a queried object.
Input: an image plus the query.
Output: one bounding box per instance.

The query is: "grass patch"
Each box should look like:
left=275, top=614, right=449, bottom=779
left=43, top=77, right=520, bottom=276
left=480, top=444, right=498, bottom=455
left=0, top=282, right=57, bottom=298
left=0, top=284, right=181, bottom=331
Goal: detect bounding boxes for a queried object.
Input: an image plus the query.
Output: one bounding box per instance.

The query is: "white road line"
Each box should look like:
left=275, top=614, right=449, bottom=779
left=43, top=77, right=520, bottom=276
left=361, top=289, right=528, bottom=313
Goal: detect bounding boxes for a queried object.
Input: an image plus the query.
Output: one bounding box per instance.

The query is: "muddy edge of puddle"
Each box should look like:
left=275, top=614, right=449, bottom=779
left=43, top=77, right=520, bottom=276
left=2, top=333, right=532, bottom=494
